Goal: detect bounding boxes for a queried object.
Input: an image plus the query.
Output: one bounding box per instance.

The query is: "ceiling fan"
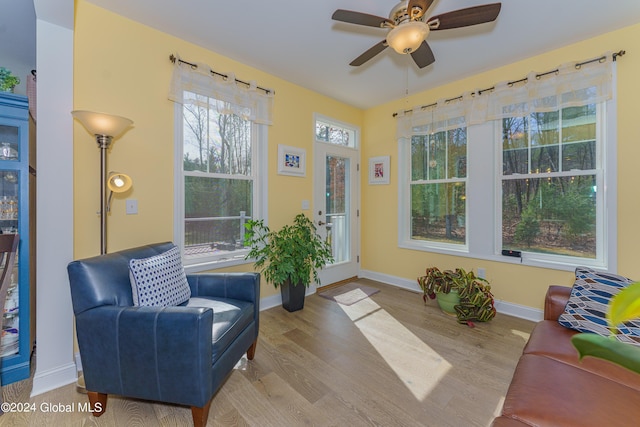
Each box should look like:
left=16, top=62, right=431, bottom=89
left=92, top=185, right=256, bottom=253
left=332, top=1, right=501, bottom=68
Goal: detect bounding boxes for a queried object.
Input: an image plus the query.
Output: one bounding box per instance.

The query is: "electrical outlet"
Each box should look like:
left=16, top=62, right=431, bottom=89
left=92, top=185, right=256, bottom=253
left=477, top=268, right=486, bottom=279
left=126, top=199, right=138, bottom=215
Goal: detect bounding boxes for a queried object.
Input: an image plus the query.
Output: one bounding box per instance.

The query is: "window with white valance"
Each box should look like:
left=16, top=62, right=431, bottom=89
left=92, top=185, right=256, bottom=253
left=169, top=57, right=273, bottom=270
left=397, top=52, right=617, bottom=271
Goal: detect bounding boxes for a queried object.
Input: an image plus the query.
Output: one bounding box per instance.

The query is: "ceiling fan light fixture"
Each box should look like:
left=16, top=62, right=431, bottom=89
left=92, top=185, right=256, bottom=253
left=386, top=21, right=429, bottom=54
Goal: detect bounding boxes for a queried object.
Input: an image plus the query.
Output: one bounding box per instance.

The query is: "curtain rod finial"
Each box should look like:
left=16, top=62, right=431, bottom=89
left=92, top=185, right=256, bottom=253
left=613, top=50, right=626, bottom=61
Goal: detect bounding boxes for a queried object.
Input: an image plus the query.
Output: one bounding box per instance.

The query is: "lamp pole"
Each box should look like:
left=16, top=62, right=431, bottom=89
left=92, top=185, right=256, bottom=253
left=96, top=135, right=113, bottom=255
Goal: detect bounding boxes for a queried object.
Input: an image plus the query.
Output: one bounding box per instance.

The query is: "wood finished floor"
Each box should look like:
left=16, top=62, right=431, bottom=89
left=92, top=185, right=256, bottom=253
left=0, top=279, right=535, bottom=426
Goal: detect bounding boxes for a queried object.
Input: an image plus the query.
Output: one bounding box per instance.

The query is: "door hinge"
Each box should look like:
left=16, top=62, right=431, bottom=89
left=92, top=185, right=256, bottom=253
left=357, top=255, right=360, bottom=263
left=357, top=209, right=360, bottom=217
left=357, top=163, right=360, bottom=172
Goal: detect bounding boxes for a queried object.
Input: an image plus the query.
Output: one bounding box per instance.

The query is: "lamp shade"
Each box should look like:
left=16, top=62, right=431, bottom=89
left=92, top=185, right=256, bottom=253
left=386, top=21, right=430, bottom=54
left=71, top=110, right=133, bottom=138
left=107, top=172, right=133, bottom=193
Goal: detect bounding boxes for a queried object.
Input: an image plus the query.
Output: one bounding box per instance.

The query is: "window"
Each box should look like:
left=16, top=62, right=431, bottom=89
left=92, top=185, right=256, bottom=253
left=501, top=106, right=600, bottom=259
left=410, top=127, right=467, bottom=246
left=315, top=117, right=357, bottom=148
left=169, top=60, right=272, bottom=270
left=176, top=92, right=267, bottom=268
left=397, top=55, right=616, bottom=270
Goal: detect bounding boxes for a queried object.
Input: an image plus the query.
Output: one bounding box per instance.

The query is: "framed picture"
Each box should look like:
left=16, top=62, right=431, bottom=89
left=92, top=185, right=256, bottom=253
left=369, top=156, right=390, bottom=185
left=278, top=144, right=306, bottom=177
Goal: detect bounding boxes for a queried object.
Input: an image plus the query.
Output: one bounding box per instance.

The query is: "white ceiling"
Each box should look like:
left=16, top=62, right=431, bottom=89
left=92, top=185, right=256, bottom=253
left=6, top=1, right=640, bottom=109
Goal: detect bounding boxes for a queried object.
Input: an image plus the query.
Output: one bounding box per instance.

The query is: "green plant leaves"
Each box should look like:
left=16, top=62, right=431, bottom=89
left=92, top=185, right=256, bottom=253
left=0, top=67, right=20, bottom=91
left=244, top=214, right=333, bottom=288
left=571, top=333, right=640, bottom=374
left=417, top=266, right=495, bottom=324
left=608, top=281, right=640, bottom=327
left=570, top=281, right=640, bottom=373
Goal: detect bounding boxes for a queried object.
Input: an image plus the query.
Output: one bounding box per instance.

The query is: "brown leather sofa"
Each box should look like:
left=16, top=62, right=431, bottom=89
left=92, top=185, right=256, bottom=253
left=493, top=285, right=640, bottom=426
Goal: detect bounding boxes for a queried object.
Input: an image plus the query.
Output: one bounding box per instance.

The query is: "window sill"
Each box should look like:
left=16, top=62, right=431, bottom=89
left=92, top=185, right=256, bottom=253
left=184, top=257, right=253, bottom=274
left=398, top=241, right=609, bottom=273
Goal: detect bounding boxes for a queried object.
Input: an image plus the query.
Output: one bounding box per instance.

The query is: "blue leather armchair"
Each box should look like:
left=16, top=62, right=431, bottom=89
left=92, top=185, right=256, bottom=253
left=67, top=242, right=260, bottom=427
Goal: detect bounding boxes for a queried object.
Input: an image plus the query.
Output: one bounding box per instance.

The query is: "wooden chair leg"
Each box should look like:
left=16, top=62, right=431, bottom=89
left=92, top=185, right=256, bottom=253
left=87, top=391, right=107, bottom=417
left=246, top=340, right=257, bottom=360
left=191, top=399, right=212, bottom=427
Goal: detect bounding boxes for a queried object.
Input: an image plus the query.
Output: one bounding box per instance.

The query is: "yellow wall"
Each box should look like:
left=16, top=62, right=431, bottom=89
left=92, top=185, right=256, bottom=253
left=73, top=1, right=363, bottom=299
left=362, top=24, right=640, bottom=309
left=75, top=0, right=640, bottom=310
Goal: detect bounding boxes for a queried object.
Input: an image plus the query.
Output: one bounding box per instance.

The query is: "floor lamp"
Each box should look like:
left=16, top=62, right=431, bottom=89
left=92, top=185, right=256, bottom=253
left=71, top=110, right=133, bottom=254
left=71, top=110, right=133, bottom=393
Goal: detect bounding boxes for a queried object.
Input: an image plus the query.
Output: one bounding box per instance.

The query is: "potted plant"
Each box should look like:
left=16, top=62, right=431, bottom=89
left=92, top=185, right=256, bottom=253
left=417, top=267, right=496, bottom=326
left=244, top=213, right=333, bottom=312
left=0, top=68, right=20, bottom=93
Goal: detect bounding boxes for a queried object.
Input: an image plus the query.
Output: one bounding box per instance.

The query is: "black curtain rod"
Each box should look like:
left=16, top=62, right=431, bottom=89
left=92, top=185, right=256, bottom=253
left=392, top=50, right=626, bottom=118
left=169, top=54, right=274, bottom=95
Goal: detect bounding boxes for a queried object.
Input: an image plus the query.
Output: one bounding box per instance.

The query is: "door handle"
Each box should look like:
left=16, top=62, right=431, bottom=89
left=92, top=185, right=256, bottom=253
left=318, top=221, right=326, bottom=226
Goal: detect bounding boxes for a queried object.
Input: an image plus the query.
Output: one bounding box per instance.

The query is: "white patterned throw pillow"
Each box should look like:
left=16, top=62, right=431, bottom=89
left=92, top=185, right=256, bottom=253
left=558, top=266, right=640, bottom=346
left=129, top=246, right=191, bottom=307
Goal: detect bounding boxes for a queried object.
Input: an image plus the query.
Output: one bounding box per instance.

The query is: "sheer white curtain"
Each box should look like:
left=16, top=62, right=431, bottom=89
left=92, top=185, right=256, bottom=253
left=396, top=52, right=614, bottom=138
left=168, top=58, right=274, bottom=125
left=396, top=93, right=472, bottom=137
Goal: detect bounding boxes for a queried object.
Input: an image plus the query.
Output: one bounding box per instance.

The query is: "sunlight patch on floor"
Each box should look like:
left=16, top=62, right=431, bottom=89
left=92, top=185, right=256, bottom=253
left=510, top=329, right=531, bottom=343
left=493, top=395, right=506, bottom=418
left=338, top=297, right=451, bottom=401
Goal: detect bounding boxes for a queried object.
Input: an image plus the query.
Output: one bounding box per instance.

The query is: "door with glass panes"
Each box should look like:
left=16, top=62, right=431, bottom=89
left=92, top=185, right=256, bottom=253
left=313, top=117, right=359, bottom=287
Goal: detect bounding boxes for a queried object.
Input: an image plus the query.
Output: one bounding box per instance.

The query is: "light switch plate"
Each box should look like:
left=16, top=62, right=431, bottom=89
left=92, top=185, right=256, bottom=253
left=301, top=200, right=310, bottom=210
left=126, top=199, right=138, bottom=215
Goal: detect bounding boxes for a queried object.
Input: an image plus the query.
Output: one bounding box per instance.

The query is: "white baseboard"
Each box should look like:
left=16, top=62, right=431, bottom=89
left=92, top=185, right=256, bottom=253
left=493, top=299, right=543, bottom=322
left=31, top=362, right=77, bottom=397
left=260, top=293, right=282, bottom=311
left=359, top=269, right=543, bottom=323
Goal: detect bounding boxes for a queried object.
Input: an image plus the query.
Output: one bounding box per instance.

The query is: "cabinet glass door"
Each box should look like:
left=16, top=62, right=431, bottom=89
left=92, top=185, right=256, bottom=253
left=0, top=92, right=30, bottom=385
left=0, top=170, right=19, bottom=357
left=0, top=125, right=20, bottom=162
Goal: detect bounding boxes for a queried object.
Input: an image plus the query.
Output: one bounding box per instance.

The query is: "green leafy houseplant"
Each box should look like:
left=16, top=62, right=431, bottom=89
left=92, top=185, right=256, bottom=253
left=418, top=267, right=496, bottom=326
left=572, top=281, right=640, bottom=373
left=0, top=68, right=20, bottom=93
left=244, top=213, right=333, bottom=310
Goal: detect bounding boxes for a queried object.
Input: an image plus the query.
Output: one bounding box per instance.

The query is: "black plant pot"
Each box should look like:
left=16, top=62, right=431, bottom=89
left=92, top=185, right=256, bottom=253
left=280, top=279, right=306, bottom=312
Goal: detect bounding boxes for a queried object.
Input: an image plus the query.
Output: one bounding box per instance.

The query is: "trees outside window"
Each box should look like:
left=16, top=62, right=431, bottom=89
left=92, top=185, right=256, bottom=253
left=399, top=102, right=610, bottom=270
left=502, top=105, right=598, bottom=258
left=315, top=119, right=355, bottom=147
left=179, top=91, right=262, bottom=265
left=410, top=127, right=467, bottom=245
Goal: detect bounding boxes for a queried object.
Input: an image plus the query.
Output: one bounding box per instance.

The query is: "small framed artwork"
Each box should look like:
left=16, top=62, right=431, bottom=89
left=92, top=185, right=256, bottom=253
left=278, top=144, right=306, bottom=177
left=369, top=156, right=390, bottom=185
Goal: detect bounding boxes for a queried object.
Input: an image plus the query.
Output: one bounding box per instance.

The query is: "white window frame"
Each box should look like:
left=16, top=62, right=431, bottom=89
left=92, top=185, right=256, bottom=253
left=398, top=96, right=617, bottom=272
left=399, top=128, right=469, bottom=252
left=173, top=102, right=268, bottom=273
left=314, top=113, right=359, bottom=149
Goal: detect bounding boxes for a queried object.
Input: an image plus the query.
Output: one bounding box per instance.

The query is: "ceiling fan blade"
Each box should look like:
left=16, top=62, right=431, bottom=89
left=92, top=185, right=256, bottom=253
left=428, top=3, right=501, bottom=30
left=407, top=0, right=435, bottom=19
left=332, top=9, right=393, bottom=28
left=411, top=41, right=436, bottom=69
left=349, top=40, right=388, bottom=66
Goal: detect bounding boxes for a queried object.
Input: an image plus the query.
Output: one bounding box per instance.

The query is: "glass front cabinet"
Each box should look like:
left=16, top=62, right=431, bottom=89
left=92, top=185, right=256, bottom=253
left=0, top=92, right=31, bottom=385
